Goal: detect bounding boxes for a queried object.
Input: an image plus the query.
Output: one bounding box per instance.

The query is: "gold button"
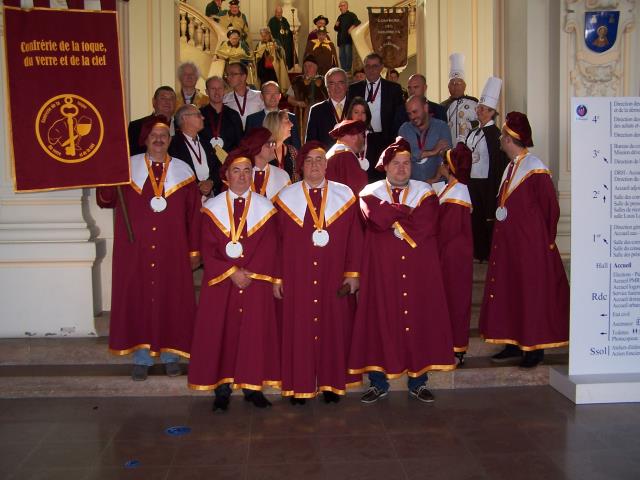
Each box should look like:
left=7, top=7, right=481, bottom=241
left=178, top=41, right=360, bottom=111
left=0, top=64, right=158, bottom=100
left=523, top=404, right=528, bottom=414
left=239, top=308, right=243, bottom=313
left=314, top=189, right=318, bottom=193
left=240, top=235, right=244, bottom=239
left=401, top=256, right=406, bottom=260
left=151, top=245, right=156, bottom=249
left=152, top=227, right=157, bottom=231
left=404, top=310, right=408, bottom=315
left=238, top=198, right=243, bottom=202
left=313, top=261, right=318, bottom=266
left=151, top=263, right=155, bottom=267
left=239, top=290, right=243, bottom=294
left=314, top=317, right=318, bottom=322
left=490, top=294, right=494, bottom=299
left=403, top=292, right=408, bottom=297
left=402, top=274, right=406, bottom=279
left=314, top=335, right=318, bottom=340
left=405, top=327, right=410, bottom=332
left=314, top=299, right=318, bottom=303
left=151, top=281, right=154, bottom=285
left=240, top=254, right=245, bottom=258
left=313, top=280, right=318, bottom=285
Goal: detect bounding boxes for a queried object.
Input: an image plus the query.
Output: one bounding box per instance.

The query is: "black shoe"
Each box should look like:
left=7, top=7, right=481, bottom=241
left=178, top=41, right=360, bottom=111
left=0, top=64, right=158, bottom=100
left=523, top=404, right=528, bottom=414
left=322, top=391, right=341, bottom=404
left=244, top=391, right=272, bottom=408
left=289, top=397, right=306, bottom=406
left=520, top=350, right=544, bottom=369
left=455, top=352, right=466, bottom=366
left=164, top=362, right=182, bottom=377
left=131, top=365, right=149, bottom=381
left=409, top=385, right=435, bottom=403
left=360, top=386, right=388, bottom=404
left=212, top=395, right=230, bottom=412
left=491, top=344, right=522, bottom=363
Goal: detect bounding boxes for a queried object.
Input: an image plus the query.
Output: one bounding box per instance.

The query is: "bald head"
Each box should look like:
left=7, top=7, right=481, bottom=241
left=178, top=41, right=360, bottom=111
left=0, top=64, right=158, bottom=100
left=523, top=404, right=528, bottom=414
left=407, top=74, right=427, bottom=97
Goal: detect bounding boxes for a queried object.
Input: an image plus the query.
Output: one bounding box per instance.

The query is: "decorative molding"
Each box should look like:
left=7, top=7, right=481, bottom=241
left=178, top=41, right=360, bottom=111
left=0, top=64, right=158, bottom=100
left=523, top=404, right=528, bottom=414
left=564, top=0, right=635, bottom=96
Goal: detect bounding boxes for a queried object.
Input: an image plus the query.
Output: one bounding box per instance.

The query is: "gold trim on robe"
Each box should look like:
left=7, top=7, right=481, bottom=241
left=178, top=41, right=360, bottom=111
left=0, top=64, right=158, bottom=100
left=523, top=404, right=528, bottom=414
left=202, top=191, right=277, bottom=237
left=109, top=344, right=191, bottom=359
left=482, top=336, right=569, bottom=351
left=130, top=154, right=195, bottom=197
left=207, top=266, right=239, bottom=286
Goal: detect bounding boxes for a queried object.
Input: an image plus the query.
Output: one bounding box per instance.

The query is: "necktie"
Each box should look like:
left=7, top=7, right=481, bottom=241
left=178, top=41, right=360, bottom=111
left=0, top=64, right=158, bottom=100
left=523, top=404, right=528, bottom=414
left=253, top=170, right=265, bottom=193
left=392, top=188, right=401, bottom=204
left=367, top=82, right=374, bottom=102
left=335, top=102, right=343, bottom=119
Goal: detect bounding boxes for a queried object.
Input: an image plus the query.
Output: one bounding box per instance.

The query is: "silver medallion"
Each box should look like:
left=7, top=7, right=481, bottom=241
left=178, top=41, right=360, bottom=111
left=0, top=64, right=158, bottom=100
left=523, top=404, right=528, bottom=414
left=150, top=196, right=167, bottom=212
left=210, top=137, right=224, bottom=148
left=225, top=241, right=243, bottom=258
left=495, top=206, right=508, bottom=222
left=312, top=229, right=330, bottom=247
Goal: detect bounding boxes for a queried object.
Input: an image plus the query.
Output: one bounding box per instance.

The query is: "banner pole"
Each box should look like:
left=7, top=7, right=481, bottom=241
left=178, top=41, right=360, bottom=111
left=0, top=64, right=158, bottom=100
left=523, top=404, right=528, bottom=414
left=116, top=186, right=134, bottom=243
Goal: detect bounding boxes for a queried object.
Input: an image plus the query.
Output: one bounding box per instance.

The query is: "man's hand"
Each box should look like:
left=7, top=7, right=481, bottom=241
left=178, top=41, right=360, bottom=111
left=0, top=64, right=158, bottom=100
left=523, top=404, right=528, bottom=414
left=342, top=277, right=359, bottom=294
left=198, top=179, right=214, bottom=196
left=273, top=282, right=283, bottom=299
left=190, top=254, right=201, bottom=270
left=230, top=269, right=252, bottom=289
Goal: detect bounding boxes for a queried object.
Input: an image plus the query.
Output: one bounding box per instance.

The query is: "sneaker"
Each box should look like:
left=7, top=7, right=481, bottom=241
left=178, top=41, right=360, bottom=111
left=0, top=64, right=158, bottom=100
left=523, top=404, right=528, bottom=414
left=164, top=362, right=182, bottom=377
left=490, top=344, right=522, bottom=363
left=131, top=364, right=149, bottom=381
left=322, top=391, right=341, bottom=404
left=244, top=391, right=272, bottom=408
left=519, top=350, right=544, bottom=369
left=409, top=385, right=435, bottom=403
left=360, top=386, right=388, bottom=404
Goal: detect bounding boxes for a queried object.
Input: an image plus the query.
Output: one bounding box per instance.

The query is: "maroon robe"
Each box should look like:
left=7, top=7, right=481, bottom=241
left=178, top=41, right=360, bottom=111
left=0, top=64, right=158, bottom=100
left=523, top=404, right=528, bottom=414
left=188, top=191, right=281, bottom=391
left=325, top=143, right=368, bottom=195
left=479, top=154, right=569, bottom=350
left=437, top=181, right=473, bottom=352
left=349, top=180, right=456, bottom=378
left=97, top=154, right=201, bottom=358
left=274, top=180, right=363, bottom=397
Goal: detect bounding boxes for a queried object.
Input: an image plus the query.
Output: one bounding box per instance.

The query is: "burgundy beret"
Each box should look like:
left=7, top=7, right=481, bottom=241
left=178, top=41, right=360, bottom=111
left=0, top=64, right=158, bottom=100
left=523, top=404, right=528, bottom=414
left=375, top=137, right=411, bottom=171
left=503, top=111, right=534, bottom=148
left=329, top=119, right=367, bottom=140
left=138, top=115, right=170, bottom=147
left=219, top=146, right=254, bottom=181
left=239, top=127, right=272, bottom=158
left=296, top=140, right=327, bottom=176
left=445, top=143, right=472, bottom=185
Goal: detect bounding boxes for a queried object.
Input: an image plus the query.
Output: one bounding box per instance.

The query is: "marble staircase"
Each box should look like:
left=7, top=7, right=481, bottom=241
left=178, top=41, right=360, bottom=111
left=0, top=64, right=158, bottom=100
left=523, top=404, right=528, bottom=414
left=0, top=262, right=568, bottom=398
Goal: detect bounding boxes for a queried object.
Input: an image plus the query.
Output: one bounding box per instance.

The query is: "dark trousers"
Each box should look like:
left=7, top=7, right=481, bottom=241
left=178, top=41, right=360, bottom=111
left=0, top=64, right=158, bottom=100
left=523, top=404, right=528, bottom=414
left=365, top=132, right=388, bottom=182
left=468, top=178, right=494, bottom=261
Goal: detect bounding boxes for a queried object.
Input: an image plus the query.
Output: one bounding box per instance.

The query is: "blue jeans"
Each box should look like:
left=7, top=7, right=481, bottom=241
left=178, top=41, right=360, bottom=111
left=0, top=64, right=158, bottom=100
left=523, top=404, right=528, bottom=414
left=368, top=371, right=427, bottom=392
left=133, top=348, right=179, bottom=366
left=339, top=43, right=353, bottom=72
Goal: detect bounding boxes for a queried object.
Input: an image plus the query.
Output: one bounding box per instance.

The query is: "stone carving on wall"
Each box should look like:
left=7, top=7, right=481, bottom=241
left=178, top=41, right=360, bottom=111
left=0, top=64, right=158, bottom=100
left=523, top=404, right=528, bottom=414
left=564, top=0, right=635, bottom=96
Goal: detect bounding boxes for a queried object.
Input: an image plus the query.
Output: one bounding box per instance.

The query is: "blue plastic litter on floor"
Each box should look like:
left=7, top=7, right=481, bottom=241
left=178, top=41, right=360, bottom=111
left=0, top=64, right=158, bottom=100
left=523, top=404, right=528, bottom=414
left=165, top=426, right=191, bottom=436
left=124, top=460, right=141, bottom=468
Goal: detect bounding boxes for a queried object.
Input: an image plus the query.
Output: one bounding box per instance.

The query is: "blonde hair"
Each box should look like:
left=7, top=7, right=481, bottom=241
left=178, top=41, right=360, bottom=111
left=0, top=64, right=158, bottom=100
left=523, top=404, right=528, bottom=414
left=263, top=110, right=290, bottom=143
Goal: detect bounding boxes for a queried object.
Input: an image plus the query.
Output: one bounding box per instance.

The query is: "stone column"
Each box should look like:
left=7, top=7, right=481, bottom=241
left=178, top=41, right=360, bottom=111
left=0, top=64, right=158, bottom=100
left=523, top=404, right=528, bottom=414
left=0, top=9, right=96, bottom=337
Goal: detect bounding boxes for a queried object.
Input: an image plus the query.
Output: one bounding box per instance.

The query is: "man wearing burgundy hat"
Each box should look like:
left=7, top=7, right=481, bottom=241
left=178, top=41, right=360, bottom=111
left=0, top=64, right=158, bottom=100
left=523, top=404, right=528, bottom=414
left=325, top=119, right=368, bottom=195
left=349, top=137, right=456, bottom=403
left=97, top=122, right=202, bottom=381
left=436, top=144, right=474, bottom=365
left=239, top=126, right=290, bottom=200
left=274, top=141, right=363, bottom=404
left=480, top=112, right=569, bottom=368
left=188, top=147, right=281, bottom=411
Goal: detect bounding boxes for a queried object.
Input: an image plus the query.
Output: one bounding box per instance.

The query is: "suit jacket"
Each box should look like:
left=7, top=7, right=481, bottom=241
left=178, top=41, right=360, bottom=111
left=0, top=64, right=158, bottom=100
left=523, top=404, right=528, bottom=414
left=199, top=104, right=244, bottom=153
left=305, top=99, right=343, bottom=148
left=127, top=114, right=154, bottom=156
left=245, top=109, right=301, bottom=149
left=168, top=133, right=222, bottom=196
left=347, top=78, right=404, bottom=144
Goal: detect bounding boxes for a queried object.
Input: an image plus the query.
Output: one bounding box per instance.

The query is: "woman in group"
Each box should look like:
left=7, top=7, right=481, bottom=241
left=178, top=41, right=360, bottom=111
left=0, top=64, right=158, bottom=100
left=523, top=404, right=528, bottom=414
left=263, top=110, right=298, bottom=181
left=254, top=27, right=290, bottom=91
left=345, top=96, right=372, bottom=166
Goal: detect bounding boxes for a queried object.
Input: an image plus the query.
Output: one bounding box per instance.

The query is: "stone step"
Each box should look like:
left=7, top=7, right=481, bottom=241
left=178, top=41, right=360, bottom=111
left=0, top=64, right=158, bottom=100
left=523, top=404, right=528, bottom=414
left=0, top=353, right=568, bottom=398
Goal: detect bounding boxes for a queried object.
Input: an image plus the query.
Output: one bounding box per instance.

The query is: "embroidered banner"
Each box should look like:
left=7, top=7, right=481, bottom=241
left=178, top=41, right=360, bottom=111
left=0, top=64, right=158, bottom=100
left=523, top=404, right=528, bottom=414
left=367, top=7, right=409, bottom=69
left=3, top=3, right=129, bottom=192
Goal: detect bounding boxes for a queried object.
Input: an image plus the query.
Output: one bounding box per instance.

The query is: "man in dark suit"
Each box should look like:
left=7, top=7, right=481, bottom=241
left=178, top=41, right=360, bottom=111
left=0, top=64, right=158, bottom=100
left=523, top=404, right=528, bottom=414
left=306, top=67, right=348, bottom=149
left=347, top=53, right=404, bottom=181
left=169, top=104, right=222, bottom=198
left=245, top=81, right=301, bottom=149
left=127, top=86, right=176, bottom=156
left=200, top=76, right=244, bottom=158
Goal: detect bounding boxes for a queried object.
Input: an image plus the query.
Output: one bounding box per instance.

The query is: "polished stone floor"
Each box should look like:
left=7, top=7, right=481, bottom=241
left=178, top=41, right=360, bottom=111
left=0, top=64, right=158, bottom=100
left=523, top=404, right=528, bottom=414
left=1, top=386, right=639, bottom=480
